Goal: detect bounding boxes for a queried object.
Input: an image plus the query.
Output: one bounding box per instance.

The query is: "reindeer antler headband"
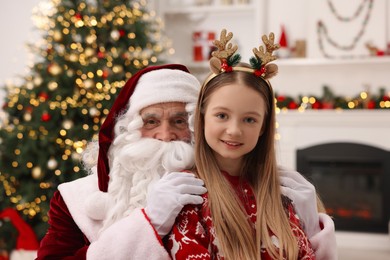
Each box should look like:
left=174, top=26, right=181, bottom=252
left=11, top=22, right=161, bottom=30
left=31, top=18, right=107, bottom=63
left=204, top=29, right=280, bottom=85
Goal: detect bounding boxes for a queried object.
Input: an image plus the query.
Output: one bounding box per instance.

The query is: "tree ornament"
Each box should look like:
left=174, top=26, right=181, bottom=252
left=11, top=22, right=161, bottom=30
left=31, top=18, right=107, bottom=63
left=53, top=30, right=63, bottom=42
left=84, top=79, right=94, bottom=89
left=24, top=112, right=32, bottom=122
left=32, top=166, right=43, bottom=179
left=33, top=76, right=43, bottom=86
left=97, top=51, right=105, bottom=59
left=72, top=34, right=82, bottom=42
left=69, top=53, right=79, bottom=62
left=89, top=107, right=99, bottom=117
left=85, top=47, right=95, bottom=57
left=62, top=119, right=74, bottom=130
left=74, top=13, right=82, bottom=20
left=112, top=65, right=123, bottom=73
left=38, top=92, right=49, bottom=102
left=110, top=30, right=120, bottom=41
left=47, top=63, right=62, bottom=76
left=48, top=81, right=58, bottom=91
left=41, top=112, right=51, bottom=122
left=102, top=69, right=109, bottom=79
left=86, top=34, right=96, bottom=45
left=47, top=157, right=58, bottom=170
left=66, top=69, right=74, bottom=77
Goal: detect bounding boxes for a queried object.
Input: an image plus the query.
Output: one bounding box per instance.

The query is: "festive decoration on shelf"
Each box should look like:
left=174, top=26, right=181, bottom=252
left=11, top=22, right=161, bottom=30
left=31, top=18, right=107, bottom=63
left=0, top=0, right=168, bottom=246
left=317, top=0, right=374, bottom=58
left=276, top=25, right=290, bottom=58
left=327, top=0, right=370, bottom=22
left=275, top=86, right=390, bottom=110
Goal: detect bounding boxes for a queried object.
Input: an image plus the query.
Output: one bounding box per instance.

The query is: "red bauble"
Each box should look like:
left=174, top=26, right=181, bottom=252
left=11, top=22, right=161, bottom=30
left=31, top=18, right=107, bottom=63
left=312, top=101, right=322, bottom=109
left=367, top=100, right=376, bottom=109
left=41, top=112, right=51, bottom=122
left=277, top=96, right=286, bottom=102
left=288, top=101, right=298, bottom=109
left=38, top=92, right=49, bottom=101
left=119, top=29, right=126, bottom=37
left=25, top=106, right=33, bottom=113
left=75, top=13, right=82, bottom=20
left=97, top=51, right=105, bottom=59
left=102, top=69, right=109, bottom=79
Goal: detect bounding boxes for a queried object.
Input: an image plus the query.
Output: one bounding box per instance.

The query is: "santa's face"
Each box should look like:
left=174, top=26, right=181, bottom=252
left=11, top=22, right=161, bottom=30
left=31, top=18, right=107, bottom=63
left=139, top=102, right=191, bottom=143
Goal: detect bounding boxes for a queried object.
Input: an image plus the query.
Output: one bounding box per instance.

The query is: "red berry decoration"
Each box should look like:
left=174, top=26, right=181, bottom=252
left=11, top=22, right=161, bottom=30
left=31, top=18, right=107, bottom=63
left=221, top=61, right=232, bottom=72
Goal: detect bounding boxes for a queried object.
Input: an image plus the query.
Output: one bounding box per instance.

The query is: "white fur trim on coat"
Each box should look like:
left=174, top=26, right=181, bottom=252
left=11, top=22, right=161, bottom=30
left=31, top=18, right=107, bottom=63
left=310, top=213, right=338, bottom=260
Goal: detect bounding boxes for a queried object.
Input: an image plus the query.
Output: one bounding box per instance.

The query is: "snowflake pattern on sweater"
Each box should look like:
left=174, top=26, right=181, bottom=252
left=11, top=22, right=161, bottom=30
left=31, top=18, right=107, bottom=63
left=165, top=173, right=316, bottom=260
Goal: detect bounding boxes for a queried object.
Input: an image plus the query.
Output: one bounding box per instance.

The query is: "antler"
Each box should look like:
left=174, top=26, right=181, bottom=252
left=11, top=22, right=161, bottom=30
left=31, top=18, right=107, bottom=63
left=252, top=32, right=280, bottom=65
left=211, top=29, right=238, bottom=59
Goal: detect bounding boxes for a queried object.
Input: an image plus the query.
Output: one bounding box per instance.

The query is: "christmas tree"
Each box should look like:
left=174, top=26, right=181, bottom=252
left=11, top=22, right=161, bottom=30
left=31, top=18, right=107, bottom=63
left=0, top=0, right=167, bottom=245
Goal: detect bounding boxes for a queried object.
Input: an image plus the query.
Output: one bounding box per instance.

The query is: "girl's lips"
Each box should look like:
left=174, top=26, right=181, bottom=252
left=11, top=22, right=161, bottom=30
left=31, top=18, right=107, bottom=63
left=222, top=140, right=242, bottom=147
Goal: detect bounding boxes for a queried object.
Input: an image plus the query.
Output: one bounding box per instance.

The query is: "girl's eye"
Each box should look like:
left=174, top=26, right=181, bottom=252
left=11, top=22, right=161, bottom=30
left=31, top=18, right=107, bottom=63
left=244, top=117, right=256, bottom=123
left=216, top=113, right=227, bottom=120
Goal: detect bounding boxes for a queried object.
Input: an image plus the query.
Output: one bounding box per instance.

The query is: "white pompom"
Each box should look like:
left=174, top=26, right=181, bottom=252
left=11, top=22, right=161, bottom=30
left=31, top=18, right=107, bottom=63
left=85, top=191, right=112, bottom=220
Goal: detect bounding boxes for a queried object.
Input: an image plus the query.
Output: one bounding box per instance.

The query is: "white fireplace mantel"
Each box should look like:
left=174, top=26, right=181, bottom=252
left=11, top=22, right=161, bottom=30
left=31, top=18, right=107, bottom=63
left=275, top=110, right=390, bottom=170
left=275, top=109, right=390, bottom=258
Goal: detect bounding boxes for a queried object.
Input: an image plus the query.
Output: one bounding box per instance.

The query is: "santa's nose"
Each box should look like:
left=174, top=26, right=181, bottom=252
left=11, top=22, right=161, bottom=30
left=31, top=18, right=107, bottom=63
left=155, top=122, right=178, bottom=141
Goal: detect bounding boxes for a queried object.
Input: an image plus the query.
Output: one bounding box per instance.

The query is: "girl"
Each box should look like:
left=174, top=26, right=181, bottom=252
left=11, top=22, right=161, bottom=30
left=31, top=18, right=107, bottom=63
left=165, top=30, right=316, bottom=259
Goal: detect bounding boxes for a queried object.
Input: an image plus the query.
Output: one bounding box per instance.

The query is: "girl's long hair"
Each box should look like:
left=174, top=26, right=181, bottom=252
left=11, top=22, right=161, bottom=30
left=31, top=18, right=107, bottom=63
left=194, top=68, right=299, bottom=259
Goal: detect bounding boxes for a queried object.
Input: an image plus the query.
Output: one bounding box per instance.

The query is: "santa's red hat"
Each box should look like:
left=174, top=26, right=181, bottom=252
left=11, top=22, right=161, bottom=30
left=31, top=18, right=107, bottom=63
left=97, top=64, right=200, bottom=192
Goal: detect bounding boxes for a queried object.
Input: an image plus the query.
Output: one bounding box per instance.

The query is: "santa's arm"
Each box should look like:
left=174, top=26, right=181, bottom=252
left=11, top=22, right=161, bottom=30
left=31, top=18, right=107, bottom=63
left=37, top=192, right=170, bottom=260
left=36, top=191, right=89, bottom=259
left=87, top=208, right=170, bottom=260
left=278, top=166, right=338, bottom=260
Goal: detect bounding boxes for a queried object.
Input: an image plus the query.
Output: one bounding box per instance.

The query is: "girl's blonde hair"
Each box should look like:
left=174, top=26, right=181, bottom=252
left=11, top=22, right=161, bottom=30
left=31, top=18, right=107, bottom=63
left=194, top=67, right=299, bottom=259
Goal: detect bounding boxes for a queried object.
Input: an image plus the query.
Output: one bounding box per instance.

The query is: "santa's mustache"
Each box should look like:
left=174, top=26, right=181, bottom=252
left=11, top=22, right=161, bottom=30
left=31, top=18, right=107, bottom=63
left=116, top=137, right=195, bottom=175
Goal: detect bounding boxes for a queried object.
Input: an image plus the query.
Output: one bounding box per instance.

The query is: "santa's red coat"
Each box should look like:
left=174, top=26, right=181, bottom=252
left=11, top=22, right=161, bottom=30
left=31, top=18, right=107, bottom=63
left=36, top=174, right=170, bottom=260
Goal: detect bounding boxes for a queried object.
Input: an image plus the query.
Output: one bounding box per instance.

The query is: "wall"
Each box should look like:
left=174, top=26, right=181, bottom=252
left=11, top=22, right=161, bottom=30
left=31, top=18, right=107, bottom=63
left=0, top=0, right=42, bottom=107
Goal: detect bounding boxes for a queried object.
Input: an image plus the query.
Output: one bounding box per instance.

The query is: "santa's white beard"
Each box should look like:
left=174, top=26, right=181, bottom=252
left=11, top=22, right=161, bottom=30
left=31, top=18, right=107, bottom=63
left=100, top=135, right=194, bottom=232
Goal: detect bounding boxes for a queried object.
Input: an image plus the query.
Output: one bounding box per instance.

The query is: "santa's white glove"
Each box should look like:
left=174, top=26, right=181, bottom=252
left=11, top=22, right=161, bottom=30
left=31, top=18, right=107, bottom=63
left=278, top=166, right=321, bottom=238
left=145, top=172, right=207, bottom=237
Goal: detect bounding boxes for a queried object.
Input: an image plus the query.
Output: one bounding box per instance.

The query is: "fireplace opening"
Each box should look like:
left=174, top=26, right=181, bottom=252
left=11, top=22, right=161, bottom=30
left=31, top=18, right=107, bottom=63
left=297, top=142, right=390, bottom=233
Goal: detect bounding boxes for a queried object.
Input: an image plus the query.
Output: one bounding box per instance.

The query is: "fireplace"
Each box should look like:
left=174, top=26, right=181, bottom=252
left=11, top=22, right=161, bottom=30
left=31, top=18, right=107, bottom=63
left=297, top=142, right=390, bottom=233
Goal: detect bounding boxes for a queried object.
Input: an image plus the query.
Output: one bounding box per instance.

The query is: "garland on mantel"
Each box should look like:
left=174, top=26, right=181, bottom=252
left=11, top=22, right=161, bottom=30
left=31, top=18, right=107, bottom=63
left=275, top=86, right=390, bottom=110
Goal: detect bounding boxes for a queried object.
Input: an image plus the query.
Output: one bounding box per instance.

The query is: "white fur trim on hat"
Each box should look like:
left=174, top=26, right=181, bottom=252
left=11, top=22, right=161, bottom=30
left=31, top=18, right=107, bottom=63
left=127, top=69, right=200, bottom=117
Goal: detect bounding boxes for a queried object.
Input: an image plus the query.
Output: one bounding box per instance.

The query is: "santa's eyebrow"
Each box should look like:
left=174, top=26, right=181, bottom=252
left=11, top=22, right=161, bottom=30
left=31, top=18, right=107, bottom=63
left=141, top=112, right=161, bottom=118
left=170, top=111, right=188, bottom=117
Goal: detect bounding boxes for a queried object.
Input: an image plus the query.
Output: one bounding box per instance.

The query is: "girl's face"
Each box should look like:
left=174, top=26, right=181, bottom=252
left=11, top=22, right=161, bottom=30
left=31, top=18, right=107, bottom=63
left=204, top=83, right=266, bottom=172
